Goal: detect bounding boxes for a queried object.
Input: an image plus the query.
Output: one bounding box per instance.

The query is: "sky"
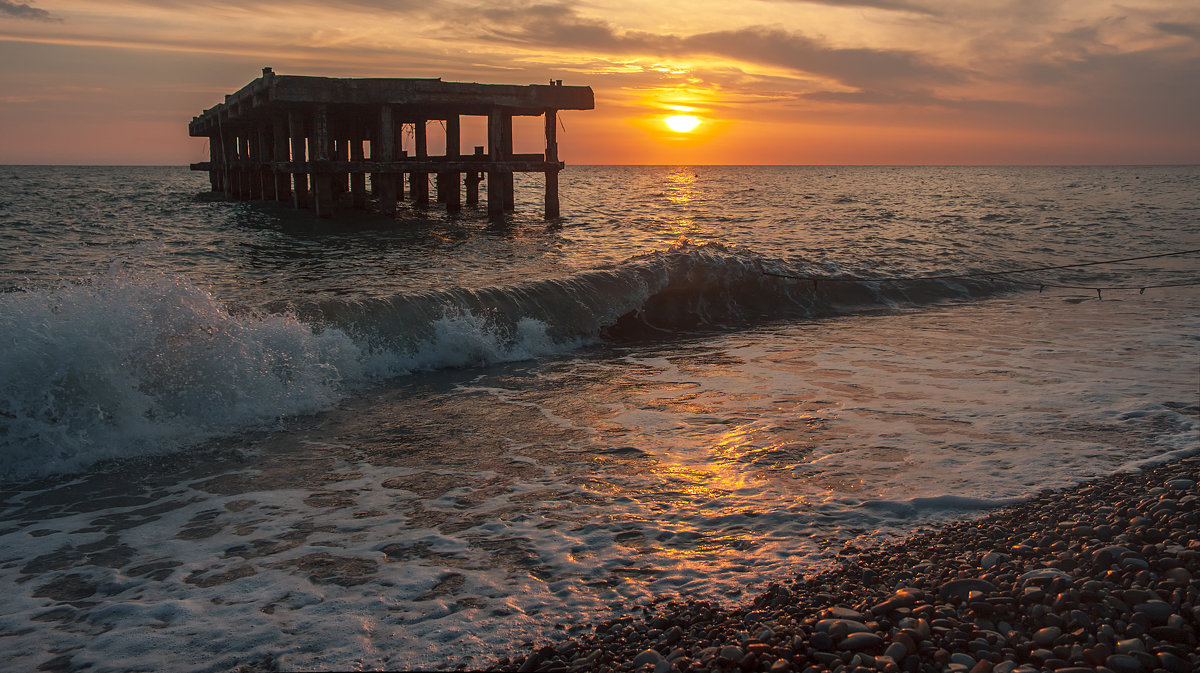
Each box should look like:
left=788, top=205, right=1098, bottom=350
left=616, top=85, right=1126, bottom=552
left=1, top=0, right=1198, bottom=165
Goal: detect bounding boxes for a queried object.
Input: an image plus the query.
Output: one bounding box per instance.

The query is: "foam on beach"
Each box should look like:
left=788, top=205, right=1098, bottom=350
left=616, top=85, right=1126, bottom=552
left=498, top=456, right=1200, bottom=673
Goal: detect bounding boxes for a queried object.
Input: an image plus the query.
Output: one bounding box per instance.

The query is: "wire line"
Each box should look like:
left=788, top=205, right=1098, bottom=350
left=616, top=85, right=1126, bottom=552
left=758, top=248, right=1200, bottom=297
left=760, top=248, right=1200, bottom=284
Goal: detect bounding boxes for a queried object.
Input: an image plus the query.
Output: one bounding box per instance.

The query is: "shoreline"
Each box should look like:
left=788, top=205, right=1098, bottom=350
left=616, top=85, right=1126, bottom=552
left=499, top=455, right=1199, bottom=673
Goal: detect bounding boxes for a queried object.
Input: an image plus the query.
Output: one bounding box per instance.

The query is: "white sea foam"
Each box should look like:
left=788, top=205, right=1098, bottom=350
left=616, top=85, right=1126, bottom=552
left=0, top=269, right=578, bottom=480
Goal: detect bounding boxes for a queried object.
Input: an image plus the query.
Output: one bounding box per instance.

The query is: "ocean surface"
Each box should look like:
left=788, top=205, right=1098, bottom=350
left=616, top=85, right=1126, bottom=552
left=1, top=165, right=1197, bottom=671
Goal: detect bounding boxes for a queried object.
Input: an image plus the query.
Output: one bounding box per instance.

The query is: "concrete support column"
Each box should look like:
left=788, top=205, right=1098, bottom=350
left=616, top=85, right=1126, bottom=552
left=466, top=146, right=483, bottom=206
left=256, top=124, right=273, bottom=200
left=486, top=109, right=503, bottom=214
left=501, top=111, right=515, bottom=211
left=400, top=119, right=410, bottom=200
left=544, top=109, right=560, bottom=219
left=412, top=119, right=429, bottom=205
left=288, top=109, right=309, bottom=209
left=444, top=115, right=461, bottom=212
left=258, top=124, right=274, bottom=199
left=228, top=134, right=240, bottom=199
left=247, top=131, right=262, bottom=200
left=272, top=116, right=291, bottom=202
left=376, top=106, right=397, bottom=215
left=220, top=125, right=235, bottom=197
left=211, top=132, right=225, bottom=196
left=207, top=136, right=221, bottom=191
left=367, top=120, right=380, bottom=198
left=350, top=134, right=366, bottom=209
left=311, top=104, right=334, bottom=218
left=332, top=139, right=347, bottom=198
left=236, top=134, right=250, bottom=200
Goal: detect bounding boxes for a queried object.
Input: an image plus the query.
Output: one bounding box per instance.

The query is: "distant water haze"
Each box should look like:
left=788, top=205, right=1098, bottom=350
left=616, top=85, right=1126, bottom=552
left=0, top=165, right=1197, bottom=671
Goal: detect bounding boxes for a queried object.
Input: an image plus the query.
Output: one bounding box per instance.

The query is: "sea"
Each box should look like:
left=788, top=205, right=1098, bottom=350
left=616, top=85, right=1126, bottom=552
left=1, top=165, right=1197, bottom=672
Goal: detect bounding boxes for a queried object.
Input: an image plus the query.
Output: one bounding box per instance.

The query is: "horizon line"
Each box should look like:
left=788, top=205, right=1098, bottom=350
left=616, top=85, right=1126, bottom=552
left=3, top=163, right=1198, bottom=169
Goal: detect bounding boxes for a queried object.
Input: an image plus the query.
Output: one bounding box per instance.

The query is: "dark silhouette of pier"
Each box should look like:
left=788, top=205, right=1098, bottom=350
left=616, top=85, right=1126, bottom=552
left=189, top=68, right=594, bottom=219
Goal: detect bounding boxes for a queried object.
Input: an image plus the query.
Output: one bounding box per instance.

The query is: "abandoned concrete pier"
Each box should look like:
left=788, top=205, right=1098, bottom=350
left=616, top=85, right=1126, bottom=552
left=189, top=68, right=594, bottom=219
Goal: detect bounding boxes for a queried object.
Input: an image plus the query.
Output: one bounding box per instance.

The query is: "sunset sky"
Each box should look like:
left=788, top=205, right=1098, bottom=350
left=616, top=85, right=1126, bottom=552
left=1, top=0, right=1197, bottom=165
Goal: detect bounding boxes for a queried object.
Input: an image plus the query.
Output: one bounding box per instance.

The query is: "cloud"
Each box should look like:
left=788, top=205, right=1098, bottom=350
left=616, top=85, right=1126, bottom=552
left=681, top=27, right=963, bottom=91
left=1011, top=42, right=1200, bottom=135
left=471, top=4, right=962, bottom=95
left=758, top=0, right=939, bottom=15
left=475, top=4, right=660, bottom=51
left=1155, top=21, right=1200, bottom=40
left=0, top=0, right=60, bottom=21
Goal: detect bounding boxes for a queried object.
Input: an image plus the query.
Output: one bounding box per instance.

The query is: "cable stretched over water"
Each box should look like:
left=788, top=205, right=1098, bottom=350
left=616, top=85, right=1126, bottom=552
left=758, top=248, right=1200, bottom=298
left=557, top=192, right=631, bottom=221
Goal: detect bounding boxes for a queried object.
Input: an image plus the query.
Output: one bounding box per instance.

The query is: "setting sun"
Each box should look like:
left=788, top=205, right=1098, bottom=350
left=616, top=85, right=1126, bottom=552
left=664, top=115, right=702, bottom=133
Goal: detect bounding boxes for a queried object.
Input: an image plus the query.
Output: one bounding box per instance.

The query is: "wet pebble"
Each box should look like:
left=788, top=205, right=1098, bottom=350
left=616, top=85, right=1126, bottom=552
left=631, top=649, right=669, bottom=673
left=495, top=457, right=1200, bottom=673
left=839, top=632, right=883, bottom=651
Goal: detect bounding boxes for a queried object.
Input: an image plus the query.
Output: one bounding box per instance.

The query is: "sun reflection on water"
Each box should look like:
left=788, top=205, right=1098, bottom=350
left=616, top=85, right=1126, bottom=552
left=665, top=168, right=697, bottom=204
left=659, top=168, right=703, bottom=241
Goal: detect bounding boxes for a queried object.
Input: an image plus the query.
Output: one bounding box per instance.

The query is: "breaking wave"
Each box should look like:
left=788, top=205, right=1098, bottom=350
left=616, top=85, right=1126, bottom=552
left=0, top=241, right=1007, bottom=479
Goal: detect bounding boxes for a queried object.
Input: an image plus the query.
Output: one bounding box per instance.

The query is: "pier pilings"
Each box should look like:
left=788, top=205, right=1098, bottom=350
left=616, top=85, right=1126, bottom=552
left=189, top=68, right=593, bottom=220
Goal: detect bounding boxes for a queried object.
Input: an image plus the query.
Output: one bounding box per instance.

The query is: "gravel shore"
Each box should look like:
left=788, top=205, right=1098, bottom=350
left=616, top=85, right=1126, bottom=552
left=498, top=455, right=1199, bottom=673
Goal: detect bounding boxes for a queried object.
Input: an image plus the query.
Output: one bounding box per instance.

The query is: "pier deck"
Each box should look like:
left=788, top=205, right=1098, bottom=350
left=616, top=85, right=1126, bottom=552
left=188, top=68, right=594, bottom=219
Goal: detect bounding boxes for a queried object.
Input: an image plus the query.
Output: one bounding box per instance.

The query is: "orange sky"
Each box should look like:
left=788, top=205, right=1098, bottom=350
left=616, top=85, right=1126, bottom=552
left=1, top=0, right=1198, bottom=165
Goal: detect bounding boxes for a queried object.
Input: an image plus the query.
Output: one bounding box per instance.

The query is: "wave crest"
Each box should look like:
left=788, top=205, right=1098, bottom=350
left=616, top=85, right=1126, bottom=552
left=1, top=241, right=1005, bottom=479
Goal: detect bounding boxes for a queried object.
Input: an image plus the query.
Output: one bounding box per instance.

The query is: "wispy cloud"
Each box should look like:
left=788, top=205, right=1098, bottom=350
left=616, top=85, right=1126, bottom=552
left=470, top=4, right=961, bottom=96
left=681, top=27, right=963, bottom=90
left=0, top=0, right=60, bottom=22
left=1155, top=21, right=1200, bottom=40
left=758, top=0, right=939, bottom=16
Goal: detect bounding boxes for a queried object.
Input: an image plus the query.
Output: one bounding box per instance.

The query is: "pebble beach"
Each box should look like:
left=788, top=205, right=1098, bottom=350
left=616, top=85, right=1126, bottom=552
left=499, top=456, right=1200, bottom=673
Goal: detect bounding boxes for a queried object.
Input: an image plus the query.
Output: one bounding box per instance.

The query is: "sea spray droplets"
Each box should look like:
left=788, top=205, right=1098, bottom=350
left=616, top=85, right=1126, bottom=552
left=0, top=268, right=364, bottom=478
left=360, top=311, right=582, bottom=375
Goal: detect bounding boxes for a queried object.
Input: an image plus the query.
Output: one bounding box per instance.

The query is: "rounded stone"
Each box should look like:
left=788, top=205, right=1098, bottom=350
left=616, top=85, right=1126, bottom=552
left=718, top=645, right=743, bottom=662
left=816, top=619, right=870, bottom=634
left=949, top=652, right=976, bottom=668
left=1132, top=600, right=1172, bottom=625
left=1115, top=638, right=1144, bottom=654
left=871, top=588, right=923, bottom=614
left=1164, top=567, right=1192, bottom=583
left=884, top=642, right=908, bottom=661
left=1105, top=653, right=1145, bottom=673
left=810, top=632, right=834, bottom=651
left=1121, top=556, right=1150, bottom=571
left=939, top=578, right=998, bottom=602
left=839, top=632, right=884, bottom=651
left=1033, top=626, right=1062, bottom=646
left=1157, top=651, right=1193, bottom=673
left=632, top=649, right=670, bottom=673
left=825, top=606, right=864, bottom=621
left=1018, top=568, right=1073, bottom=584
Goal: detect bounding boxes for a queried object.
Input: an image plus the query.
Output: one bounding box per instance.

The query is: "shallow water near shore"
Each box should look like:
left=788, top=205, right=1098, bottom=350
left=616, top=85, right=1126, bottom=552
left=1, top=165, right=1197, bottom=671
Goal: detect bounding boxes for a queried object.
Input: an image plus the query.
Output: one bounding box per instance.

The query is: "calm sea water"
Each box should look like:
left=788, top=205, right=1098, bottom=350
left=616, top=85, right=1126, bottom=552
left=1, top=165, right=1198, bottom=671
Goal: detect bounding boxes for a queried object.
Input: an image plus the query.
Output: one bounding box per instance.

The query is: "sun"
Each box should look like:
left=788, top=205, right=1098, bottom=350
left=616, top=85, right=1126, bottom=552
left=664, top=115, right=702, bottom=133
